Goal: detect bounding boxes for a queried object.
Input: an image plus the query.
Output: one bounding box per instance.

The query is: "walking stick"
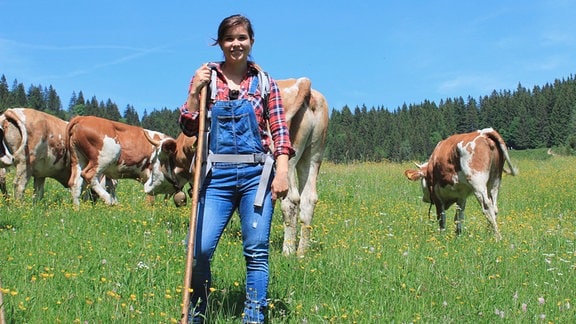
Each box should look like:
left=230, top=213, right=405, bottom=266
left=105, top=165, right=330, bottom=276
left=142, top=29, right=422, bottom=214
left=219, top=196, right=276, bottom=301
left=0, top=276, right=6, bottom=324
left=180, top=86, right=208, bottom=323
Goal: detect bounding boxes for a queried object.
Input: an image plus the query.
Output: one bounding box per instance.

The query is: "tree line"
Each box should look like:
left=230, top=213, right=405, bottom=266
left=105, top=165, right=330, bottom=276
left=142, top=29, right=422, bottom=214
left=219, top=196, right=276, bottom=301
left=0, top=75, right=182, bottom=138
left=2, top=73, right=576, bottom=163
left=326, top=74, right=576, bottom=163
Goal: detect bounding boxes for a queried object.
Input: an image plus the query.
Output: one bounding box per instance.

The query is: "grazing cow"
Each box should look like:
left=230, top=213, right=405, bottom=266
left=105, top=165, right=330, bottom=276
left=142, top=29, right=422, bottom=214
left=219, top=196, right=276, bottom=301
left=404, top=128, right=517, bottom=240
left=157, top=77, right=328, bottom=257
left=0, top=108, right=69, bottom=200
left=66, top=116, right=180, bottom=206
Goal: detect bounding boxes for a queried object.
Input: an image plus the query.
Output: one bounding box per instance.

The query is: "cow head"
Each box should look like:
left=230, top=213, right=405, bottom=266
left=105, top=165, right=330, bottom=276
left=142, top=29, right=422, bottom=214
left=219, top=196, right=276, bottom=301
left=404, top=162, right=431, bottom=203
left=142, top=131, right=181, bottom=196
left=143, top=131, right=196, bottom=196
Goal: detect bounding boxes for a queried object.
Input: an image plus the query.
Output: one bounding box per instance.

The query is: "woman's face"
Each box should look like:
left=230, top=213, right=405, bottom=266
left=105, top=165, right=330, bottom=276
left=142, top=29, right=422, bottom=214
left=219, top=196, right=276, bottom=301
left=219, top=25, right=253, bottom=65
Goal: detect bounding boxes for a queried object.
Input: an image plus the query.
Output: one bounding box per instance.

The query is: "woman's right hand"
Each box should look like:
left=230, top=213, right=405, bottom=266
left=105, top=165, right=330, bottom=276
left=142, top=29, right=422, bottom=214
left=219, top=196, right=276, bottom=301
left=191, top=64, right=212, bottom=95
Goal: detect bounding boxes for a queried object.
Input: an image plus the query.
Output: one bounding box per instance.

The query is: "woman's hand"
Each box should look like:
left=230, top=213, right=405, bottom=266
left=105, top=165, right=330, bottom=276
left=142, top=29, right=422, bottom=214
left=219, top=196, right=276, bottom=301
left=191, top=64, right=212, bottom=94
left=186, top=64, right=212, bottom=112
left=271, top=154, right=290, bottom=202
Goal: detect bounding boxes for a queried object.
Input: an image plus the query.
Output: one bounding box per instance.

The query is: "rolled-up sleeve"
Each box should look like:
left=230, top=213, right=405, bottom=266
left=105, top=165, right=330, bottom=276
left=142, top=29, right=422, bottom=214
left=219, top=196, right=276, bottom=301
left=178, top=78, right=200, bottom=137
left=268, top=79, right=295, bottom=158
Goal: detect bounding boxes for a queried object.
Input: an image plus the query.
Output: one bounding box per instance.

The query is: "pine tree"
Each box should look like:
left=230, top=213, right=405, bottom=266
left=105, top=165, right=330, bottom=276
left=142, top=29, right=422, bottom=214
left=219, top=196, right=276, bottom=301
left=11, top=81, right=27, bottom=107
left=0, top=75, right=9, bottom=110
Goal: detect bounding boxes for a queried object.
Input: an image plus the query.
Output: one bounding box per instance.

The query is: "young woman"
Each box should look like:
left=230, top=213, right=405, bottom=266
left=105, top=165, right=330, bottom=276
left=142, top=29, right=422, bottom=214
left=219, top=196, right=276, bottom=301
left=178, top=14, right=294, bottom=323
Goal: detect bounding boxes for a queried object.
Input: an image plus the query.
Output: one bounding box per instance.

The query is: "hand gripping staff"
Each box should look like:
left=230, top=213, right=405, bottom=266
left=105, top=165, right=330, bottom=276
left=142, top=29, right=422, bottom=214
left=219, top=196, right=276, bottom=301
left=180, top=85, right=208, bottom=323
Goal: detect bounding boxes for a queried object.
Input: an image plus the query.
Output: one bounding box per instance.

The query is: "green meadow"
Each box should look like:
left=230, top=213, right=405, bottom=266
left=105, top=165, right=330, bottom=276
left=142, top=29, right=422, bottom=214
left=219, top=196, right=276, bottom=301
left=1, top=149, right=575, bottom=323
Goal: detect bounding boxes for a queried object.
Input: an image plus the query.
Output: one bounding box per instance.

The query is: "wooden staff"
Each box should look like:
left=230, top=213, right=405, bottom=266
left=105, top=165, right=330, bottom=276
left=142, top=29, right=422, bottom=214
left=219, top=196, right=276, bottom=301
left=0, top=275, right=5, bottom=324
left=180, top=86, right=208, bottom=323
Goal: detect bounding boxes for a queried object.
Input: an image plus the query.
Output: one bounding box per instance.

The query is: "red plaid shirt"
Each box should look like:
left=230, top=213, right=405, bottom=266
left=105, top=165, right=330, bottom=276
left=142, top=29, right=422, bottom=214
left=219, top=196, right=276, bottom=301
left=179, top=62, right=294, bottom=158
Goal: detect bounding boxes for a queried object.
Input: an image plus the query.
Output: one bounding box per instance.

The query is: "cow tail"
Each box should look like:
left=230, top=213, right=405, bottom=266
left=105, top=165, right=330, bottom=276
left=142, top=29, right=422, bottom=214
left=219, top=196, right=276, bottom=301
left=3, top=109, right=28, bottom=159
left=487, top=130, right=518, bottom=176
left=65, top=118, right=79, bottom=166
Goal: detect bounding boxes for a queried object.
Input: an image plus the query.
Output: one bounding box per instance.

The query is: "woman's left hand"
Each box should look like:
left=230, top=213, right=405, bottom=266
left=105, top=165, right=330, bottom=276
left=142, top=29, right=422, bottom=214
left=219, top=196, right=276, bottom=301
left=271, top=155, right=289, bottom=202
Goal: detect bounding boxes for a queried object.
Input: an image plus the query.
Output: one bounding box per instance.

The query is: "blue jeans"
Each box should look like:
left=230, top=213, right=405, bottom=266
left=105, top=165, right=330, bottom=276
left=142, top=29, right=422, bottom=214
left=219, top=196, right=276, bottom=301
left=189, top=163, right=273, bottom=323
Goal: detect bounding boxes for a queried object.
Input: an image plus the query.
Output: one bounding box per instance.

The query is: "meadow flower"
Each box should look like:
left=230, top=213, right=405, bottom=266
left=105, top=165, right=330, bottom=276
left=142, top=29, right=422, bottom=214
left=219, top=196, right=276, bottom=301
left=136, top=261, right=149, bottom=269
left=521, top=303, right=527, bottom=312
left=538, top=297, right=545, bottom=304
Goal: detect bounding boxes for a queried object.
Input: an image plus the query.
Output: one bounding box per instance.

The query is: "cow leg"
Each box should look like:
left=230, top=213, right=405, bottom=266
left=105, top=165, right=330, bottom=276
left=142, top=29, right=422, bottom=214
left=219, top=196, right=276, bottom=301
left=78, top=157, right=116, bottom=205
left=489, top=179, right=501, bottom=217
left=436, top=203, right=446, bottom=231
left=33, top=177, right=46, bottom=201
left=69, top=163, right=84, bottom=206
left=281, top=192, right=299, bottom=256
left=295, top=158, right=320, bottom=257
left=473, top=190, right=502, bottom=241
left=106, top=177, right=118, bottom=203
left=281, top=157, right=301, bottom=256
left=13, top=163, right=30, bottom=200
left=454, top=199, right=466, bottom=236
left=0, top=168, right=7, bottom=198
left=89, top=175, right=116, bottom=205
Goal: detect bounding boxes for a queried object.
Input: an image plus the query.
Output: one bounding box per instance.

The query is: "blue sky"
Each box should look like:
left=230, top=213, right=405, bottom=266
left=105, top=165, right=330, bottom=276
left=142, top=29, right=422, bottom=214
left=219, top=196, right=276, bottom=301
left=1, top=1, right=575, bottom=117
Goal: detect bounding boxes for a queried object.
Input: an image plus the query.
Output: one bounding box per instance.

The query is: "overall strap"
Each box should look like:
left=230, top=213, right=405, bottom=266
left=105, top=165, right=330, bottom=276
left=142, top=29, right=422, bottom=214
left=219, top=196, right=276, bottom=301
left=257, top=70, right=270, bottom=119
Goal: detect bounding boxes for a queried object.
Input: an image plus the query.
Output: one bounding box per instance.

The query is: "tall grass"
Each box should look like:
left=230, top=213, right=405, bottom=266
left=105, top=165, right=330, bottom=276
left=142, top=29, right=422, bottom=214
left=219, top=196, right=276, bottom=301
left=1, top=151, right=575, bottom=323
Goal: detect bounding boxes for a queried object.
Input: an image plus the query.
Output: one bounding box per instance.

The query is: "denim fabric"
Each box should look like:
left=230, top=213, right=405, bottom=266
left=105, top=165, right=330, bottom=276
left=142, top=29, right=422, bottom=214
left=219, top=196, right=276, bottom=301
left=188, top=78, right=272, bottom=323
left=189, top=164, right=273, bottom=323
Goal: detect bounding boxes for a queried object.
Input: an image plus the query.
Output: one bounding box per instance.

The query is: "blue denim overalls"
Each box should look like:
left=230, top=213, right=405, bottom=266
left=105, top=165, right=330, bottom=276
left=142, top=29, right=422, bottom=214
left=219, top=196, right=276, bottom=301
left=189, top=72, right=274, bottom=324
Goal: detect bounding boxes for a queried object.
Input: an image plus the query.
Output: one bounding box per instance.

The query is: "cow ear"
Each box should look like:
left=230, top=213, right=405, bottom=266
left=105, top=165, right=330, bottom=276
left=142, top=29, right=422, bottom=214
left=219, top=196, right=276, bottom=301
left=404, top=169, right=423, bottom=181
left=161, top=139, right=177, bottom=155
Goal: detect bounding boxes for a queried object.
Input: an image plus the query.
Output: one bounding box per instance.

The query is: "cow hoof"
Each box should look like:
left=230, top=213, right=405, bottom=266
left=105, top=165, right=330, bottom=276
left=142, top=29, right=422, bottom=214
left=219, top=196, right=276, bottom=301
left=173, top=191, right=187, bottom=207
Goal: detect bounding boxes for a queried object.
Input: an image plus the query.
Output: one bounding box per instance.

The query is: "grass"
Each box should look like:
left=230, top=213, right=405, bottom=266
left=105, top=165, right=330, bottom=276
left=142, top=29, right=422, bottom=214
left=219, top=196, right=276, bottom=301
left=1, top=151, right=575, bottom=323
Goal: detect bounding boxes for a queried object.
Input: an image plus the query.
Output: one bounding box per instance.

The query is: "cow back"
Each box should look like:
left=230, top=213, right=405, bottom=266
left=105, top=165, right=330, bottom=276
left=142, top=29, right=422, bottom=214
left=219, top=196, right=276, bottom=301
left=1, top=108, right=69, bottom=186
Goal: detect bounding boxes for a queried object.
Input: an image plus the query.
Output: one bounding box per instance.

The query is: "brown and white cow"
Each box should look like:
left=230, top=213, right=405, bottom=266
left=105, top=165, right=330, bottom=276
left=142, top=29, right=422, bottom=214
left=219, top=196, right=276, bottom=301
left=66, top=115, right=181, bottom=206
left=276, top=78, right=328, bottom=256
left=155, top=77, right=328, bottom=257
left=404, top=128, right=517, bottom=240
left=0, top=108, right=69, bottom=200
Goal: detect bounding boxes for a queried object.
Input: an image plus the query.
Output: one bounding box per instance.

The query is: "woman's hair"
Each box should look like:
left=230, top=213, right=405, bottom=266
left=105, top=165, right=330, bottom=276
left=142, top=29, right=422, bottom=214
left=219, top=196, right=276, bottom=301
left=212, top=14, right=254, bottom=46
